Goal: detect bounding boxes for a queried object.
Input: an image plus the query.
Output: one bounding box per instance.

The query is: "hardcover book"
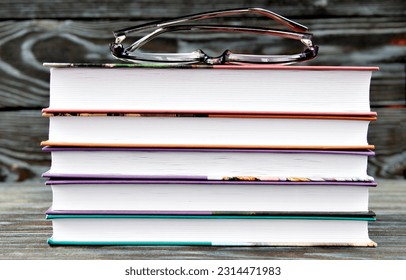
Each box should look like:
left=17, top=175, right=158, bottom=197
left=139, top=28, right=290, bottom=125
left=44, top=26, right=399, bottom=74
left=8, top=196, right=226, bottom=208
left=41, top=112, right=376, bottom=149
left=47, top=179, right=376, bottom=213
left=44, top=63, right=378, bottom=114
left=42, top=147, right=374, bottom=181
left=46, top=211, right=377, bottom=247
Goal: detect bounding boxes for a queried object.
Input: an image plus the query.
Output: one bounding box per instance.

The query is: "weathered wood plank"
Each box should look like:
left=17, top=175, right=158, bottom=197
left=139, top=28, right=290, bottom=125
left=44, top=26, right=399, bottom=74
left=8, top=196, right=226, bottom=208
left=0, top=0, right=405, bottom=19
left=0, top=179, right=405, bottom=259
left=0, top=106, right=404, bottom=182
left=0, top=8, right=404, bottom=181
left=0, top=18, right=405, bottom=109
left=0, top=110, right=49, bottom=182
left=368, top=108, right=406, bottom=178
left=0, top=106, right=404, bottom=181
left=369, top=108, right=406, bottom=155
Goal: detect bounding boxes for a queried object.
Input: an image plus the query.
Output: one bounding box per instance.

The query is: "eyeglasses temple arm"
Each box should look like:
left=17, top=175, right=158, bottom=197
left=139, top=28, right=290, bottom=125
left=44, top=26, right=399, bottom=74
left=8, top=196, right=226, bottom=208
left=113, top=7, right=308, bottom=41
left=125, top=25, right=313, bottom=53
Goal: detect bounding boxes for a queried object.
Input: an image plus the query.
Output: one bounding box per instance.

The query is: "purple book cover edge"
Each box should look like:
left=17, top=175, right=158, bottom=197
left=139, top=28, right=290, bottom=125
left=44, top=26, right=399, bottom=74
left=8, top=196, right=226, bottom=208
left=45, top=179, right=377, bottom=187
left=43, top=173, right=209, bottom=181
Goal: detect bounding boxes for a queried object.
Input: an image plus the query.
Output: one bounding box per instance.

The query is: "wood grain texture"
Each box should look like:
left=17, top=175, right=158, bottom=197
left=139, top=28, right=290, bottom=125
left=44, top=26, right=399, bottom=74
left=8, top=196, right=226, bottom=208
left=0, top=110, right=49, bottom=182
left=368, top=108, right=406, bottom=178
left=0, top=2, right=405, bottom=181
left=0, top=108, right=404, bottom=181
left=0, top=179, right=405, bottom=259
left=0, top=17, right=405, bottom=109
left=0, top=0, right=405, bottom=19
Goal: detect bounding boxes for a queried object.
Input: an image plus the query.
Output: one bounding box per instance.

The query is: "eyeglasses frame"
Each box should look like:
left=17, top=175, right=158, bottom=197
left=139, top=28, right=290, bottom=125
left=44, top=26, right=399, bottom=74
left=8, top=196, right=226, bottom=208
left=110, top=7, right=319, bottom=65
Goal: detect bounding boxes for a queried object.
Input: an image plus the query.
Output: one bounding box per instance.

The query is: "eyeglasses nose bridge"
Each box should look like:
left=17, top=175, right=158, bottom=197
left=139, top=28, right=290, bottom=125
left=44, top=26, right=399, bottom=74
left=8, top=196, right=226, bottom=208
left=200, top=49, right=232, bottom=65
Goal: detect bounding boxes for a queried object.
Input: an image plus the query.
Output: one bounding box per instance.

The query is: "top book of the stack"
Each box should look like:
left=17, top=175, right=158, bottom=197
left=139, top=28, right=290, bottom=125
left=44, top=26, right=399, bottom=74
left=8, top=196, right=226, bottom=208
left=43, top=63, right=378, bottom=114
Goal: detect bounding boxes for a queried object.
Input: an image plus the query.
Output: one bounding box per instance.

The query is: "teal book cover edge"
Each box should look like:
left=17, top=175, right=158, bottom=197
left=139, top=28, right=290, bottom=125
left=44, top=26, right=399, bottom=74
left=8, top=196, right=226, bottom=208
left=47, top=239, right=212, bottom=246
left=47, top=239, right=377, bottom=247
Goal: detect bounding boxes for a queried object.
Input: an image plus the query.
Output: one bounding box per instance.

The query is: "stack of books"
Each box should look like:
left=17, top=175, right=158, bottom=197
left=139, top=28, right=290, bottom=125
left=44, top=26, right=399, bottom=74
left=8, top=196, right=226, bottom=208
left=42, top=63, right=378, bottom=246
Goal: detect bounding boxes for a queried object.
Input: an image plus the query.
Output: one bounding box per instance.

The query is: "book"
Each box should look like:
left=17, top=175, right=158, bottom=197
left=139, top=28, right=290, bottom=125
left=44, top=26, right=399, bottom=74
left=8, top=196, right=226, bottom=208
left=42, top=147, right=375, bottom=181
left=40, top=113, right=376, bottom=149
left=45, top=211, right=377, bottom=246
left=43, top=63, right=378, bottom=114
left=46, top=180, right=376, bottom=213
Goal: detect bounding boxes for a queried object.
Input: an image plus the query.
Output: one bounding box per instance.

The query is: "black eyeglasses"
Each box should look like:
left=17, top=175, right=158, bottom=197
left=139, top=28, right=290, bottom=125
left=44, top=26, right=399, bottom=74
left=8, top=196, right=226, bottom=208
left=110, top=7, right=318, bottom=65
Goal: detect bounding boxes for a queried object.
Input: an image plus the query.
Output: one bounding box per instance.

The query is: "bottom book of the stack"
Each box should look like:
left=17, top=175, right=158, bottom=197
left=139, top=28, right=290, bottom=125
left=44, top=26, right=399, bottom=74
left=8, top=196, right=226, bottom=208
left=46, top=210, right=377, bottom=247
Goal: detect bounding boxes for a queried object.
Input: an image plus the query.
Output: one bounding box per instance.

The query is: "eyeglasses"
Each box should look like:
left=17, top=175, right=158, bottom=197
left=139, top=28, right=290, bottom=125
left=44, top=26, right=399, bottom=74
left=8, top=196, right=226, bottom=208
left=110, top=7, right=319, bottom=65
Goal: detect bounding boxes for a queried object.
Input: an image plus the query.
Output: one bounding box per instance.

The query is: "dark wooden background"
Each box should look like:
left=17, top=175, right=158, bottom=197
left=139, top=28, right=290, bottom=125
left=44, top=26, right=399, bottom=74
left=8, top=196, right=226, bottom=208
left=0, top=0, right=405, bottom=182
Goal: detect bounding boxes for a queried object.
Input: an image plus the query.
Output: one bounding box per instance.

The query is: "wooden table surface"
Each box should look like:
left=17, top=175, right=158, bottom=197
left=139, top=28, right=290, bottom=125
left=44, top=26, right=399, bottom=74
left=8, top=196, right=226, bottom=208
left=1, top=179, right=405, bottom=260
